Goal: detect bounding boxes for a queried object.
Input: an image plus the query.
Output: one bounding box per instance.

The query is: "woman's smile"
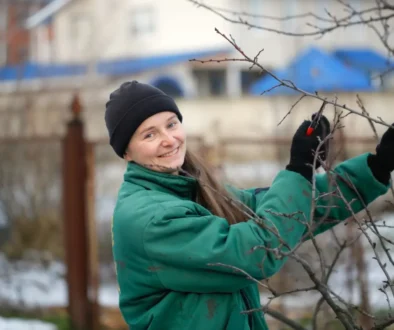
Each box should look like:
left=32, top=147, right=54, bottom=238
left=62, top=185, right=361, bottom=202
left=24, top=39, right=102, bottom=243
left=159, top=146, right=180, bottom=158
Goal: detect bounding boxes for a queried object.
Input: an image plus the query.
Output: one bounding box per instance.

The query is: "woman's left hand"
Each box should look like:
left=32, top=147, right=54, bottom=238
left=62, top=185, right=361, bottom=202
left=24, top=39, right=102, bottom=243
left=368, top=124, right=394, bottom=184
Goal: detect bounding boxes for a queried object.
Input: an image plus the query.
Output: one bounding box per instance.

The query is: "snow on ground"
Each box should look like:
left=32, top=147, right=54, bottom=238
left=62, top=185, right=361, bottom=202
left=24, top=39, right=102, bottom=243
left=0, top=256, right=119, bottom=308
left=1, top=160, right=393, bottom=313
left=1, top=214, right=393, bottom=311
left=0, top=317, right=56, bottom=330
left=1, top=247, right=393, bottom=311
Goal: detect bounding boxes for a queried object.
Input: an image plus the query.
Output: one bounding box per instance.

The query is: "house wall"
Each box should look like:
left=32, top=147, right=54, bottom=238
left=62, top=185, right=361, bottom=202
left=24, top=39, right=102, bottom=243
left=31, top=0, right=389, bottom=68
left=0, top=90, right=392, bottom=160
left=43, top=0, right=231, bottom=63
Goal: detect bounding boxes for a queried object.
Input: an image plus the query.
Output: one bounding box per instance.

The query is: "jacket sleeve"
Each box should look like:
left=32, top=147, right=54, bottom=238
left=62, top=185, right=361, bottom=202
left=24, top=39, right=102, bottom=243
left=143, top=170, right=315, bottom=294
left=231, top=153, right=389, bottom=238
left=310, top=153, right=389, bottom=236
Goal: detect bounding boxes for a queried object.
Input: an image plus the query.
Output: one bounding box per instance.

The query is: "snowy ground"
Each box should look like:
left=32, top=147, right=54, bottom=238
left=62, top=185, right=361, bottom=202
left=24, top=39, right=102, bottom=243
left=1, top=161, right=393, bottom=329
left=0, top=215, right=393, bottom=311
left=1, top=226, right=393, bottom=312
left=0, top=317, right=56, bottom=330
left=0, top=257, right=119, bottom=308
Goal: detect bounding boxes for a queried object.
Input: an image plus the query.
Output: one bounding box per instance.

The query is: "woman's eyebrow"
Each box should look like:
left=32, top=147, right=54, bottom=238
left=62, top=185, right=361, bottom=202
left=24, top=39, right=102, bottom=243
left=139, top=126, right=155, bottom=135
left=139, top=115, right=177, bottom=136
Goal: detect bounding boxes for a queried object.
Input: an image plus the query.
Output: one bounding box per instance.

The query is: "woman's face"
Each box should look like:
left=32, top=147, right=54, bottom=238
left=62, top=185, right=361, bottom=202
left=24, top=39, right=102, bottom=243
left=124, top=111, right=186, bottom=174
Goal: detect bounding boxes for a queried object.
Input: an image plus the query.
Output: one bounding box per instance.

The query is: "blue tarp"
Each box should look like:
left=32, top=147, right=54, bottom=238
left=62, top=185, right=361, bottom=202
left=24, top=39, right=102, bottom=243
left=333, top=48, right=394, bottom=73
left=249, top=47, right=374, bottom=95
left=97, top=48, right=230, bottom=76
left=0, top=62, right=87, bottom=81
left=0, top=48, right=230, bottom=81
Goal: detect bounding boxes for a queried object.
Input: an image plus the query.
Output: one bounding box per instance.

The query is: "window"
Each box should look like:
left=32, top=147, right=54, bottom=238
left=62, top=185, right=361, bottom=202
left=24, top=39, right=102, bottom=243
left=193, top=69, right=226, bottom=97
left=282, top=0, right=297, bottom=31
left=70, top=14, right=90, bottom=38
left=247, top=0, right=263, bottom=26
left=130, top=7, right=155, bottom=36
left=69, top=14, right=91, bottom=53
left=152, top=77, right=184, bottom=98
left=241, top=70, right=263, bottom=94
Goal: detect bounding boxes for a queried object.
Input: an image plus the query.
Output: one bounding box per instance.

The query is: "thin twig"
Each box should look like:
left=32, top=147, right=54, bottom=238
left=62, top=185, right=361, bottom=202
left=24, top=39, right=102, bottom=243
left=190, top=28, right=394, bottom=130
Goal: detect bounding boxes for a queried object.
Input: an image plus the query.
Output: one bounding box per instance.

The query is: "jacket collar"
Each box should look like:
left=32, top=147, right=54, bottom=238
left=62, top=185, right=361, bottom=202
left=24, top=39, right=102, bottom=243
left=124, top=161, right=197, bottom=200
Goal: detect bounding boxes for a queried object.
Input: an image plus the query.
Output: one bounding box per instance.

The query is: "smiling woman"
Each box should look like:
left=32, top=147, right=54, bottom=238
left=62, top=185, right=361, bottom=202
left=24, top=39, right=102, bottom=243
left=104, top=81, right=391, bottom=330
left=124, top=112, right=187, bottom=174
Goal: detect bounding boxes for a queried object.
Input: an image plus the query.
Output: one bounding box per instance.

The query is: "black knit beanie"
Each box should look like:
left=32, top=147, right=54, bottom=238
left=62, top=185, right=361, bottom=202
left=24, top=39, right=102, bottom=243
left=105, top=81, right=183, bottom=158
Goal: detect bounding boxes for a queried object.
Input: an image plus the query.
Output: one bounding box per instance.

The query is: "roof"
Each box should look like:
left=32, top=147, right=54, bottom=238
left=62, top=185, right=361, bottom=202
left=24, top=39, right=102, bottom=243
left=0, top=62, right=87, bottom=80
left=0, top=48, right=230, bottom=81
left=333, top=48, right=394, bottom=73
left=6, top=0, right=50, bottom=3
left=249, top=47, right=374, bottom=96
left=25, top=0, right=72, bottom=29
left=97, top=48, right=231, bottom=76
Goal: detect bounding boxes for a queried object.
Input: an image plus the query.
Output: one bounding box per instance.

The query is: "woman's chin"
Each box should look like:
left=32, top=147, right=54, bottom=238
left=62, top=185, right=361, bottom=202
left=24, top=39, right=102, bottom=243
left=157, top=157, right=184, bottom=172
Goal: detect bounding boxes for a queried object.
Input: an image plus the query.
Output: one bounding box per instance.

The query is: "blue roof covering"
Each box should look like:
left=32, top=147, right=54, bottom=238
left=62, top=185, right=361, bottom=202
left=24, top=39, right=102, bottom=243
left=333, top=48, right=394, bottom=73
left=97, top=48, right=230, bottom=76
left=249, top=47, right=374, bottom=96
left=0, top=48, right=230, bottom=81
left=0, top=62, right=87, bottom=81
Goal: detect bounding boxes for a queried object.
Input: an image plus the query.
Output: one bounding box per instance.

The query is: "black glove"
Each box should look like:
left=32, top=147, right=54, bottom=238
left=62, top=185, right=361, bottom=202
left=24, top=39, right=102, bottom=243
left=367, top=124, right=394, bottom=184
left=286, top=114, right=331, bottom=182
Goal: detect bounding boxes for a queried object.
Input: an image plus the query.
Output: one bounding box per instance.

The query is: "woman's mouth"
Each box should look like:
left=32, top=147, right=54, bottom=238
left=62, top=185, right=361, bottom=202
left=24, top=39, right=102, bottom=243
left=159, top=147, right=179, bottom=158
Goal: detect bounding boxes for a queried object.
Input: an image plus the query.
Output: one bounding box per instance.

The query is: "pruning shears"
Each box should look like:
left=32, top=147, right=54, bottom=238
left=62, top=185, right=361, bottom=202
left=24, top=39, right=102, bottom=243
left=306, top=100, right=327, bottom=136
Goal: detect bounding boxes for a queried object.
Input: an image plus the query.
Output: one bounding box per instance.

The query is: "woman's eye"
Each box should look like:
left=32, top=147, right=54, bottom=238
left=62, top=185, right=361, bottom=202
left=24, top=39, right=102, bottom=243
left=144, top=133, right=154, bottom=139
left=168, top=121, right=177, bottom=128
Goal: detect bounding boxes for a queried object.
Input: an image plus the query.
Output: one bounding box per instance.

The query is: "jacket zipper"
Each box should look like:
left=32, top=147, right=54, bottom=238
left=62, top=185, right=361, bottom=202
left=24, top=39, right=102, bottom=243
left=240, top=290, right=253, bottom=329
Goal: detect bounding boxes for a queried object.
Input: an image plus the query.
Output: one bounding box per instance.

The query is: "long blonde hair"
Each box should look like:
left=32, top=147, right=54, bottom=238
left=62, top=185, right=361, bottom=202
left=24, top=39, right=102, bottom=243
left=181, top=150, right=250, bottom=225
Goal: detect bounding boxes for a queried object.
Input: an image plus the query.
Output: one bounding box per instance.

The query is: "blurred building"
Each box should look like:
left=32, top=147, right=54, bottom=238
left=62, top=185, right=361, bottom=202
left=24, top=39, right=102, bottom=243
left=0, top=0, right=394, bottom=120
left=0, top=0, right=50, bottom=66
left=18, top=0, right=393, bottom=97
left=0, top=0, right=393, bottom=146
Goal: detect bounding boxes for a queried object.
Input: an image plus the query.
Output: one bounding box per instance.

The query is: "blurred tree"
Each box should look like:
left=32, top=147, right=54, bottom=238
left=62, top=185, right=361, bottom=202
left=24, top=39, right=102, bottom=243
left=0, top=140, right=63, bottom=260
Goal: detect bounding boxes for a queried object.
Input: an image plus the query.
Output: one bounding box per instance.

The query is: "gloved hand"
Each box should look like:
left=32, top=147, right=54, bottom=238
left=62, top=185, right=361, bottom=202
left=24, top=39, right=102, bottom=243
left=286, top=114, right=331, bottom=182
left=367, top=124, right=394, bottom=184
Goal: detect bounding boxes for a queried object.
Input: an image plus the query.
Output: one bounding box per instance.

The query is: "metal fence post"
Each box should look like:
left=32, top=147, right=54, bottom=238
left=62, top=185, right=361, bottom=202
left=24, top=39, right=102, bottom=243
left=62, top=93, right=91, bottom=330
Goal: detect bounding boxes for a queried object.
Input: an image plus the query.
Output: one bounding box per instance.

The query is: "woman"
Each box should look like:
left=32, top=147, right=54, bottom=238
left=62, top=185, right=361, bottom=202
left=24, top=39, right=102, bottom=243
left=105, top=81, right=393, bottom=330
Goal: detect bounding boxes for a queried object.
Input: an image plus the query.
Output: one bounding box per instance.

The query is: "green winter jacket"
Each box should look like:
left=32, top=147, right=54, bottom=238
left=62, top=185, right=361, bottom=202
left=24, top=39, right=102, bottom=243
left=111, top=153, right=388, bottom=330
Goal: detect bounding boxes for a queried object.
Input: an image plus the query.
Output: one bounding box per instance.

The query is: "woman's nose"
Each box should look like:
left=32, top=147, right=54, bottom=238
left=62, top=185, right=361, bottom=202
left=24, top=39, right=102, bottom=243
left=161, top=133, right=176, bottom=146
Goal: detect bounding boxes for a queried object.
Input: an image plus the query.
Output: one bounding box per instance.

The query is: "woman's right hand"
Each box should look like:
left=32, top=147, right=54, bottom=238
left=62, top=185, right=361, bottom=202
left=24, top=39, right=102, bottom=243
left=286, top=114, right=331, bottom=182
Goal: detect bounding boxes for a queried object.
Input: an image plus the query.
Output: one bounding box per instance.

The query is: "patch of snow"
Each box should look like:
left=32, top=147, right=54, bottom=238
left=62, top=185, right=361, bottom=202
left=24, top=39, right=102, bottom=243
left=0, top=317, right=56, bottom=330
left=0, top=256, right=119, bottom=309
left=1, top=215, right=393, bottom=313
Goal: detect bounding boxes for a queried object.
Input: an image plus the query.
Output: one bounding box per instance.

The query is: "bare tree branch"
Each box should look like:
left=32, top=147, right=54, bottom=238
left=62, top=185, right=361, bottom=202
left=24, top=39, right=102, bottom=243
left=190, top=28, right=394, bottom=130
left=188, top=0, right=394, bottom=46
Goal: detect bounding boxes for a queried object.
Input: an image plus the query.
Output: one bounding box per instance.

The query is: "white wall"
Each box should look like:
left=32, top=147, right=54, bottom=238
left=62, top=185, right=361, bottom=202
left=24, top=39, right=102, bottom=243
left=51, top=0, right=96, bottom=63
left=1, top=89, right=393, bottom=143
left=32, top=0, right=391, bottom=66
left=42, top=0, right=232, bottom=63
left=220, top=0, right=390, bottom=68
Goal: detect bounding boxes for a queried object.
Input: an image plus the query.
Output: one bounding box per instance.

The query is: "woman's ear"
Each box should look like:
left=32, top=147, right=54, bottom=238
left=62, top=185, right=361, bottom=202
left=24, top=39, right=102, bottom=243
left=124, top=150, right=133, bottom=162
